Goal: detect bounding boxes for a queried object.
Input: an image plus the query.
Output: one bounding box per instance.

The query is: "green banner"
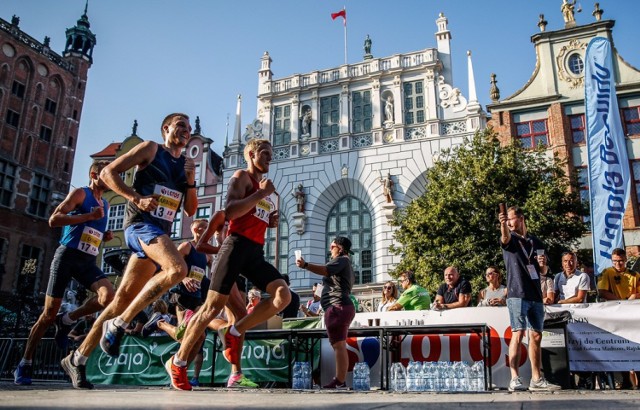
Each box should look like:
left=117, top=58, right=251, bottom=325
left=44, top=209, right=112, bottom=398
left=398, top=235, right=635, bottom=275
left=85, top=332, right=318, bottom=386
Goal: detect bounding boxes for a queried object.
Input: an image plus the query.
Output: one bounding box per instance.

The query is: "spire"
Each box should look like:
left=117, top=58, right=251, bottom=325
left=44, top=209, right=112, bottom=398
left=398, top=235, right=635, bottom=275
left=194, top=116, right=201, bottom=135
left=233, top=95, right=242, bottom=144
left=64, top=1, right=97, bottom=63
left=489, top=73, right=500, bottom=102
left=466, top=51, right=478, bottom=104
left=225, top=114, right=229, bottom=148
left=435, top=13, right=452, bottom=85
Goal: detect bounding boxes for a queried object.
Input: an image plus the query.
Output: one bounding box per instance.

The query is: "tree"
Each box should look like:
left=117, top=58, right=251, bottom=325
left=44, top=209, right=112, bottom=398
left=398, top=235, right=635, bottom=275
left=390, top=128, right=588, bottom=295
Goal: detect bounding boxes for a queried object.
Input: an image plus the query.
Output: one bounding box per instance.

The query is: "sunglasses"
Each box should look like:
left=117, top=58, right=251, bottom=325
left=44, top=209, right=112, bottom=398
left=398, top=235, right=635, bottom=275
left=383, top=285, right=393, bottom=290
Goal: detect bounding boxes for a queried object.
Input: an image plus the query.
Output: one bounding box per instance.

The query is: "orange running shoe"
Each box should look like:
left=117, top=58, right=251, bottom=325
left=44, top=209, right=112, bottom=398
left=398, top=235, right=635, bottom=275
left=218, top=326, right=241, bottom=365
left=164, top=355, right=192, bottom=391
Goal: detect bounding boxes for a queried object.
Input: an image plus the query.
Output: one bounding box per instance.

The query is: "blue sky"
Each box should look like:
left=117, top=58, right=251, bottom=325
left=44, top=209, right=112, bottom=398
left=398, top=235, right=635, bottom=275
left=4, top=0, right=639, bottom=188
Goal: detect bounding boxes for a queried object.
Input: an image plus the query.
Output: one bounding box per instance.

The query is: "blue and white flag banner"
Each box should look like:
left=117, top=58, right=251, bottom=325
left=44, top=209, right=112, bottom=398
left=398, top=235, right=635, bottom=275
left=585, top=37, right=631, bottom=276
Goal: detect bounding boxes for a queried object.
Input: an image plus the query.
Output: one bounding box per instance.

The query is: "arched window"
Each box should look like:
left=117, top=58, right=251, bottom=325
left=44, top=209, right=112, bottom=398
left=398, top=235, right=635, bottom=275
left=326, top=196, right=372, bottom=284
left=265, top=217, right=289, bottom=275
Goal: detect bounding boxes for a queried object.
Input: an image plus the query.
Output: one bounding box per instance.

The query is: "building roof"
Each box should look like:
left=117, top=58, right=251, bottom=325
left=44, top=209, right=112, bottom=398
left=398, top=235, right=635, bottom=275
left=90, top=142, right=121, bottom=158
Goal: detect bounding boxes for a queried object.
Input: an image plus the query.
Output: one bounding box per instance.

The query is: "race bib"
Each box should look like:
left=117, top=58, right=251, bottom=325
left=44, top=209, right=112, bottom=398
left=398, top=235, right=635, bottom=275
left=78, top=226, right=103, bottom=256
left=254, top=194, right=275, bottom=224
left=527, top=264, right=539, bottom=280
left=188, top=265, right=205, bottom=283
left=151, top=185, right=182, bottom=222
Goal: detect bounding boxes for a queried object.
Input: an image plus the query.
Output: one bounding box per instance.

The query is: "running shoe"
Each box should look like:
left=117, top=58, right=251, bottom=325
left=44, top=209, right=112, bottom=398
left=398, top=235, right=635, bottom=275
left=141, top=312, right=163, bottom=338
left=190, top=377, right=200, bottom=387
left=529, top=377, right=561, bottom=391
left=508, top=376, right=527, bottom=392
left=164, top=356, right=192, bottom=391
left=61, top=352, right=94, bottom=389
left=227, top=373, right=258, bottom=388
left=218, top=326, right=240, bottom=365
left=175, top=309, right=194, bottom=340
left=322, top=377, right=348, bottom=390
left=54, top=312, right=75, bottom=350
left=99, top=318, right=125, bottom=357
left=13, top=363, right=32, bottom=385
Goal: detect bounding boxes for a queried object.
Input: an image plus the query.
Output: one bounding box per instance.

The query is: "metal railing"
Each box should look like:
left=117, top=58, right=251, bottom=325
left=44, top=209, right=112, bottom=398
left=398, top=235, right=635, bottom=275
left=0, top=337, right=69, bottom=382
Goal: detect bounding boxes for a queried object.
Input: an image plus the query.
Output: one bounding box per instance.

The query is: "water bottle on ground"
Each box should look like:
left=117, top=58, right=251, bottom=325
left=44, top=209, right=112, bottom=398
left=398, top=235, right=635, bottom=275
left=352, top=362, right=362, bottom=391
left=302, top=361, right=312, bottom=389
left=406, top=361, right=416, bottom=392
left=414, top=361, right=423, bottom=392
left=473, top=361, right=485, bottom=391
left=292, top=362, right=303, bottom=389
left=395, top=362, right=407, bottom=392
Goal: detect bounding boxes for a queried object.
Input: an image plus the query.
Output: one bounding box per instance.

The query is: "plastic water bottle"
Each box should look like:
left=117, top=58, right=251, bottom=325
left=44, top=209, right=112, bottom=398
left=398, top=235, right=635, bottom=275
left=473, top=361, right=485, bottom=392
left=459, top=361, right=471, bottom=392
left=395, top=362, right=407, bottom=392
left=352, top=362, right=362, bottom=391
left=362, top=363, right=370, bottom=391
left=443, top=361, right=453, bottom=392
left=414, top=361, right=424, bottom=391
left=292, top=362, right=303, bottom=389
left=406, top=361, right=415, bottom=392
left=302, top=362, right=312, bottom=389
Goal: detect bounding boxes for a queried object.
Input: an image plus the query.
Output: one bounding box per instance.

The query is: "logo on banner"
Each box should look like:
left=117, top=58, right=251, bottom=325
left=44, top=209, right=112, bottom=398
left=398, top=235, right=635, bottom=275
left=346, top=337, right=380, bottom=370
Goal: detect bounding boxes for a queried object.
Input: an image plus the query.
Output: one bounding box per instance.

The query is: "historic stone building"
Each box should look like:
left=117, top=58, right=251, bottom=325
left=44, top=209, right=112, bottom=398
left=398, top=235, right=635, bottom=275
left=487, top=4, right=640, bottom=255
left=0, top=8, right=96, bottom=299
left=223, top=13, right=487, bottom=291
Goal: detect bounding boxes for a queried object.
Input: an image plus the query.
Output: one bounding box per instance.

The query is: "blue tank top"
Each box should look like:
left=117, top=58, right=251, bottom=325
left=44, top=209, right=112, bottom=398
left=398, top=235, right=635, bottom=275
left=59, top=187, right=109, bottom=256
left=124, top=143, right=188, bottom=234
left=174, top=243, right=209, bottom=299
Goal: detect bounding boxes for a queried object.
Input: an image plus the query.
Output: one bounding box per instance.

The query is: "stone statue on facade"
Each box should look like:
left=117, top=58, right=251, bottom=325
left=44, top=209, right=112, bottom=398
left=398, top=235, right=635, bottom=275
left=384, top=97, right=394, bottom=123
left=380, top=172, right=394, bottom=203
left=561, top=0, right=578, bottom=25
left=301, top=109, right=311, bottom=136
left=293, top=183, right=305, bottom=213
left=364, top=34, right=373, bottom=59
left=132, top=119, right=138, bottom=136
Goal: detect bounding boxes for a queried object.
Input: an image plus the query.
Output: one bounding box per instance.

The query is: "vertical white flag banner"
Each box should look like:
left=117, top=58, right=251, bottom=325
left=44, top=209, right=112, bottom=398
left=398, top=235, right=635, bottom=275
left=584, top=37, right=631, bottom=276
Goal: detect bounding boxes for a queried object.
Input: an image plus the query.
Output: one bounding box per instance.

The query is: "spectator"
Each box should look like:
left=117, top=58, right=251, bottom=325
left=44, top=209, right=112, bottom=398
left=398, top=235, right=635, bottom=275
left=246, top=288, right=262, bottom=314
left=124, top=310, right=148, bottom=336
left=538, top=253, right=555, bottom=305
left=279, top=274, right=301, bottom=319
left=297, top=236, right=355, bottom=389
left=554, top=251, right=590, bottom=304
left=477, top=266, right=507, bottom=307
left=499, top=205, right=560, bottom=391
left=433, top=266, right=472, bottom=310
left=68, top=314, right=96, bottom=345
left=387, top=271, right=431, bottom=311
left=378, top=281, right=399, bottom=312
left=142, top=300, right=172, bottom=337
left=597, top=248, right=640, bottom=301
left=300, top=284, right=322, bottom=317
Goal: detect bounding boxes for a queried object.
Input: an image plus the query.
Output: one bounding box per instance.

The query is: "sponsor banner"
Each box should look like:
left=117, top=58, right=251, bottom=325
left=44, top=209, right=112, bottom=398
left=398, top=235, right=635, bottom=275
left=584, top=36, right=631, bottom=275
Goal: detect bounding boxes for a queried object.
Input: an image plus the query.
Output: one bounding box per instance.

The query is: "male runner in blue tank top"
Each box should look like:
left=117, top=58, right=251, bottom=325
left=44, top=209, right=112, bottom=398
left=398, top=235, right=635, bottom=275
left=61, top=113, right=197, bottom=389
left=14, top=161, right=115, bottom=386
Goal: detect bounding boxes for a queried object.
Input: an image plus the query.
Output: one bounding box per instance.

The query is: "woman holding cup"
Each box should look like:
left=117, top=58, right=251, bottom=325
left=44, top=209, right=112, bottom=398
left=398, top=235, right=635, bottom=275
left=296, top=236, right=355, bottom=389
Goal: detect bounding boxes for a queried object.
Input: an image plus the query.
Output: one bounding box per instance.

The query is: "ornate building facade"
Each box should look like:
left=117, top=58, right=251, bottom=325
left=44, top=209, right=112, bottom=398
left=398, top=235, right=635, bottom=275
left=223, top=14, right=487, bottom=290
left=487, top=5, right=640, bottom=255
left=0, top=9, right=95, bottom=298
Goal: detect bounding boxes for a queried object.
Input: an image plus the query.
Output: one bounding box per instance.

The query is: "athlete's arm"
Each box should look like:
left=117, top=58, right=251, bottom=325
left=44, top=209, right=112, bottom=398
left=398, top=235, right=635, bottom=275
left=224, top=170, right=274, bottom=220
left=49, top=188, right=103, bottom=228
left=181, top=157, right=197, bottom=217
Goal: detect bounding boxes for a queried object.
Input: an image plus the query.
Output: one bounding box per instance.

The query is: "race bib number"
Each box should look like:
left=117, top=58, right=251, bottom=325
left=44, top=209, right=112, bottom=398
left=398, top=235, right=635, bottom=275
left=188, top=265, right=205, bottom=283
left=78, top=226, right=103, bottom=256
left=254, top=194, right=275, bottom=224
left=151, top=185, right=182, bottom=222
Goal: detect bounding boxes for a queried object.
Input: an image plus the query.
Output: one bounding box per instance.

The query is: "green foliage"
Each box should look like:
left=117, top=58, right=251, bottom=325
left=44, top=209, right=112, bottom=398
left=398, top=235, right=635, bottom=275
left=390, top=128, right=588, bottom=296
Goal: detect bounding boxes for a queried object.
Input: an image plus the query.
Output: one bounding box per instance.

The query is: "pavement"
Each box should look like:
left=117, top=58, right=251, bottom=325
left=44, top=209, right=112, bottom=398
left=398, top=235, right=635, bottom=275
left=1, top=383, right=640, bottom=410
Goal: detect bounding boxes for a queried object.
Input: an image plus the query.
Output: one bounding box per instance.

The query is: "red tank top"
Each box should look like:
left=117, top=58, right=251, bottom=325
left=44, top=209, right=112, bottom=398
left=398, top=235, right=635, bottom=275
left=228, top=175, right=276, bottom=245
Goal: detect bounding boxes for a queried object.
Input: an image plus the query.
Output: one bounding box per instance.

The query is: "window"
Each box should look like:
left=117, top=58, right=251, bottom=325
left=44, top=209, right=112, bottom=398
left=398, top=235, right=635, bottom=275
left=0, top=159, right=16, bottom=207
left=5, top=109, right=20, bottom=127
left=320, top=95, right=340, bottom=138
left=107, top=203, right=126, bottom=231
left=576, top=166, right=590, bottom=226
left=264, top=217, right=289, bottom=275
left=515, top=119, right=548, bottom=148
left=352, top=90, right=372, bottom=133
left=569, top=114, right=585, bottom=144
left=568, top=54, right=584, bottom=75
left=101, top=247, right=117, bottom=275
left=326, top=196, right=373, bottom=285
left=171, top=210, right=182, bottom=239
left=11, top=80, right=25, bottom=98
left=44, top=98, right=57, bottom=114
left=196, top=205, right=211, bottom=220
left=18, top=245, right=41, bottom=296
left=622, top=106, right=640, bottom=136
left=28, top=173, right=51, bottom=218
left=403, top=80, right=425, bottom=125
left=39, top=125, right=52, bottom=142
left=273, top=105, right=291, bottom=145
left=194, top=163, right=202, bottom=186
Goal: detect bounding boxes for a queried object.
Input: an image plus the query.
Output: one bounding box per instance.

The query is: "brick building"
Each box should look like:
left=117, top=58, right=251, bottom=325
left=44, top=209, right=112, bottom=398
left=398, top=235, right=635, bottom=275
left=0, top=8, right=96, bottom=299
left=487, top=5, right=640, bottom=255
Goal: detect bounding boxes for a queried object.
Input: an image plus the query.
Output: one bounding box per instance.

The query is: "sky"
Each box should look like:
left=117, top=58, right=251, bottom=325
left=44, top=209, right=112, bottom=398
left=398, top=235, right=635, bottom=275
left=4, top=0, right=640, bottom=189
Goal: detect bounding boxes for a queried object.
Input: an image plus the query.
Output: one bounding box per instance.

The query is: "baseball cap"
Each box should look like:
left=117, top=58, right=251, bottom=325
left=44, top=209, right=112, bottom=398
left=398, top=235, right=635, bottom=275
left=334, top=236, right=354, bottom=255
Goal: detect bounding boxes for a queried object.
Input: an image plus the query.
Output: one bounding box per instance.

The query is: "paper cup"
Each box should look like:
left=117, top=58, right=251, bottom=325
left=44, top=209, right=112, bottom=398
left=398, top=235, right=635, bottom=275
left=294, top=250, right=302, bottom=261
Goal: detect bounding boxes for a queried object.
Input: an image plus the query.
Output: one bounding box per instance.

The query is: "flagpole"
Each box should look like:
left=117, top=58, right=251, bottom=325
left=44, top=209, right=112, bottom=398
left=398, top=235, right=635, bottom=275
left=343, top=6, right=347, bottom=65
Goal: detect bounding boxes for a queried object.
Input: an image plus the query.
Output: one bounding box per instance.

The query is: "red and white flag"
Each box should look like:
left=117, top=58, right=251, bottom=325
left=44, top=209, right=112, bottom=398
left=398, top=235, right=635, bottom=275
left=331, top=9, right=346, bottom=26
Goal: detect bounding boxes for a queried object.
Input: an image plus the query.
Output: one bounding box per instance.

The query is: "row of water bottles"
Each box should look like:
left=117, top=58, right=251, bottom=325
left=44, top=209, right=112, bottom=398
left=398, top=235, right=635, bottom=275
left=389, top=360, right=485, bottom=392
left=352, top=362, right=371, bottom=391
left=292, top=362, right=313, bottom=389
